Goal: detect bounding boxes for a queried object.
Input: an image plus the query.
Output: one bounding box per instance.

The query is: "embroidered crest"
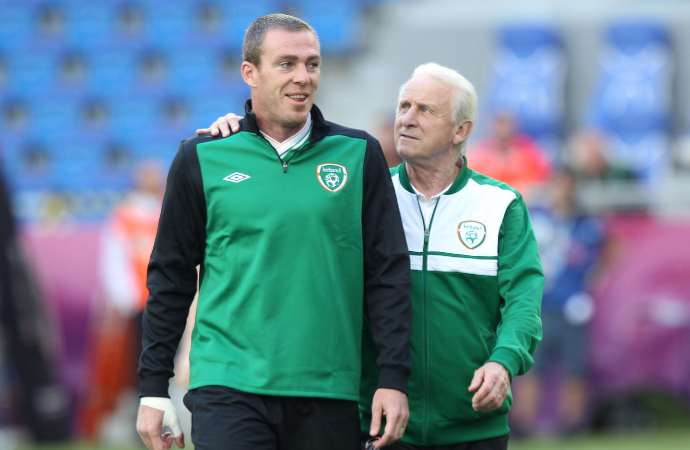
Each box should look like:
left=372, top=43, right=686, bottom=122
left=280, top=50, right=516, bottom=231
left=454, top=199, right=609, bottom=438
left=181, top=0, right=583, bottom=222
left=316, top=163, right=348, bottom=192
left=458, top=220, right=486, bottom=249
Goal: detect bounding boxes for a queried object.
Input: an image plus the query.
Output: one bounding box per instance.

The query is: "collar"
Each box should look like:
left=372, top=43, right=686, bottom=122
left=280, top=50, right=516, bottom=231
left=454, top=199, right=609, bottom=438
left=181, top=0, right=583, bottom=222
left=397, top=156, right=472, bottom=195
left=411, top=181, right=453, bottom=203
left=242, top=99, right=331, bottom=144
left=261, top=114, right=312, bottom=155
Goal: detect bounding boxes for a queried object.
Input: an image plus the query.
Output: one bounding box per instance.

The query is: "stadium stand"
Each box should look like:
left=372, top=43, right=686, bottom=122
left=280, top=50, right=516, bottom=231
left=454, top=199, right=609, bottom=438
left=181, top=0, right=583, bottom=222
left=586, top=20, right=673, bottom=182
left=223, top=0, right=284, bottom=53
left=296, top=0, right=360, bottom=54
left=485, top=23, right=566, bottom=160
left=0, top=0, right=369, bottom=222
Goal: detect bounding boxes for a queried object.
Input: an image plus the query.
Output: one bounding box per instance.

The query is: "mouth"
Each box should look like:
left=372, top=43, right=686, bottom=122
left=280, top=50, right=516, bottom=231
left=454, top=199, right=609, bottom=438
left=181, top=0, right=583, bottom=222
left=400, top=133, right=419, bottom=141
left=286, top=93, right=310, bottom=104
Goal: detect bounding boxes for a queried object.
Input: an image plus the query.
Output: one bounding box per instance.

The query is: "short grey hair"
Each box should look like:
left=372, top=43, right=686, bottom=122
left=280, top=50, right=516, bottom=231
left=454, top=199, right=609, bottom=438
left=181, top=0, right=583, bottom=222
left=398, top=63, right=478, bottom=156
left=243, top=14, right=318, bottom=67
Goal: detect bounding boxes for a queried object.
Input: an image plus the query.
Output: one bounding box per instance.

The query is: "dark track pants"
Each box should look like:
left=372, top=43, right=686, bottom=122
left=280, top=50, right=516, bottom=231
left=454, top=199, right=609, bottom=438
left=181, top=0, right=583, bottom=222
left=363, top=434, right=508, bottom=450
left=184, top=386, right=361, bottom=450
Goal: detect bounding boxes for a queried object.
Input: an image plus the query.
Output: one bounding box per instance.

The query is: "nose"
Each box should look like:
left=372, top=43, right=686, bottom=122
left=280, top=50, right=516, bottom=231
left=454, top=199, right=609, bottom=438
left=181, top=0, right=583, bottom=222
left=400, top=107, right=418, bottom=128
left=293, top=63, right=310, bottom=85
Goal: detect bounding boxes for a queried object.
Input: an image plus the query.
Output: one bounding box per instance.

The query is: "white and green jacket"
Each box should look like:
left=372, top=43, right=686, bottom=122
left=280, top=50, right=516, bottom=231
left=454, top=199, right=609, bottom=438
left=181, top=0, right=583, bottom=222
left=360, top=158, right=544, bottom=446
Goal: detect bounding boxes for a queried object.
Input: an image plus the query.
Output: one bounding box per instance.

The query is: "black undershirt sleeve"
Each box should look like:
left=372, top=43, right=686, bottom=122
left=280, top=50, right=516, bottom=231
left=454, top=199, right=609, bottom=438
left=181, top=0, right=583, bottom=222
left=138, top=139, right=206, bottom=398
left=361, top=136, right=413, bottom=394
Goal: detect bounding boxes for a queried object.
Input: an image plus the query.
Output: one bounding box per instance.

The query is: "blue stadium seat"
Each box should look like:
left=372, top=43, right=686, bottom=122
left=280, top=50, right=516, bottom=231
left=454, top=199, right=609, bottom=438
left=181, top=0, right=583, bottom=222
left=108, top=1, right=147, bottom=51
left=296, top=0, right=359, bottom=54
left=145, top=2, right=193, bottom=46
left=223, top=0, right=283, bottom=52
left=135, top=132, right=182, bottom=169
left=587, top=20, right=672, bottom=181
left=2, top=139, right=54, bottom=192
left=499, top=24, right=561, bottom=57
left=27, top=2, right=71, bottom=50
left=89, top=50, right=139, bottom=96
left=188, top=83, right=250, bottom=128
left=486, top=24, right=565, bottom=159
left=67, top=3, right=116, bottom=49
left=8, top=51, right=59, bottom=95
left=167, top=49, right=218, bottom=93
left=96, top=143, right=135, bottom=191
left=608, top=21, right=670, bottom=56
left=183, top=0, right=226, bottom=50
left=110, top=98, right=161, bottom=139
left=0, top=136, right=28, bottom=191
left=0, top=4, right=35, bottom=51
left=49, top=139, right=102, bottom=191
left=28, top=97, right=80, bottom=139
left=0, top=100, right=30, bottom=139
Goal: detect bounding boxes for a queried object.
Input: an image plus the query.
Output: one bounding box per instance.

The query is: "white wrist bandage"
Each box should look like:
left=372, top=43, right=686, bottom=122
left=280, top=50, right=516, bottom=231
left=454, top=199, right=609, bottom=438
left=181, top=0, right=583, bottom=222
left=140, top=397, right=183, bottom=438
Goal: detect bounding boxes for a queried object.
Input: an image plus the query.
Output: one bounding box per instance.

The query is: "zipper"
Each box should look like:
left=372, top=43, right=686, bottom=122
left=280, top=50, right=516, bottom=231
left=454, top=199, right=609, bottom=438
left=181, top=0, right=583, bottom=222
left=417, top=196, right=440, bottom=445
left=258, top=134, right=301, bottom=174
left=274, top=138, right=310, bottom=173
left=274, top=147, right=300, bottom=173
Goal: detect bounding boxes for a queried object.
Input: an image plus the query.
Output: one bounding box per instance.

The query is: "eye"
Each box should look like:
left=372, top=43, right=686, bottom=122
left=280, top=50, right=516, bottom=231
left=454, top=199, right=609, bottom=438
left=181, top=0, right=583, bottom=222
left=308, top=62, right=320, bottom=69
left=421, top=107, right=430, bottom=113
left=280, top=62, right=292, bottom=68
left=399, top=103, right=410, bottom=112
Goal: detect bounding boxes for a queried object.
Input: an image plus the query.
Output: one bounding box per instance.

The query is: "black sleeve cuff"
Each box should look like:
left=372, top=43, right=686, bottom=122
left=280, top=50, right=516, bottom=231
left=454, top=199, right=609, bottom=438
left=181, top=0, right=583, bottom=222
left=377, top=365, right=410, bottom=395
left=139, top=376, right=171, bottom=399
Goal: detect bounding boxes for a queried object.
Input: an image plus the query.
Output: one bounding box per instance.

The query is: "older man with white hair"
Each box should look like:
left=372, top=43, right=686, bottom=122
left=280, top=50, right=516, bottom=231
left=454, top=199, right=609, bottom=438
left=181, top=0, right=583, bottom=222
left=200, top=62, right=543, bottom=450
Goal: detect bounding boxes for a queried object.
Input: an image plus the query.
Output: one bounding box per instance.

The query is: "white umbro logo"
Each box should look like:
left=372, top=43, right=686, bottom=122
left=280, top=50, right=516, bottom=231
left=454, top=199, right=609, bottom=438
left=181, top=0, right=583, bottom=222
left=223, top=172, right=251, bottom=183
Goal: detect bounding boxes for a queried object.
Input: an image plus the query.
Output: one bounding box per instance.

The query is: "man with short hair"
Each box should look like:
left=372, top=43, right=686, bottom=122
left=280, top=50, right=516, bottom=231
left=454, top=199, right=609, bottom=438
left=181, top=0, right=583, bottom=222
left=137, top=14, right=412, bottom=450
left=203, top=62, right=543, bottom=450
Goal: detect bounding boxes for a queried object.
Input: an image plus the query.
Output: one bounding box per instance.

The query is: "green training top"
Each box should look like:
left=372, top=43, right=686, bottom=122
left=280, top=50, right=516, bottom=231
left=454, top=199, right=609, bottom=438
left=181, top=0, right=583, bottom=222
left=139, top=103, right=412, bottom=402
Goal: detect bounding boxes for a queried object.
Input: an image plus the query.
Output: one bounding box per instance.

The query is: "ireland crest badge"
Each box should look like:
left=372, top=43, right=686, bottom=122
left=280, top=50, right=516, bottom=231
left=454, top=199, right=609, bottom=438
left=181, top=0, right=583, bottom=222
left=316, top=163, right=348, bottom=192
left=458, top=220, right=486, bottom=249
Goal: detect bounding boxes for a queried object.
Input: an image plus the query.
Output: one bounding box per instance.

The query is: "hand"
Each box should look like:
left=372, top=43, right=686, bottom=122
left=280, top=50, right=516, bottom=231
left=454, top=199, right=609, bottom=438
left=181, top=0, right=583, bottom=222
left=468, top=362, right=510, bottom=412
left=196, top=113, right=243, bottom=137
left=369, top=388, right=409, bottom=448
left=137, top=399, right=185, bottom=450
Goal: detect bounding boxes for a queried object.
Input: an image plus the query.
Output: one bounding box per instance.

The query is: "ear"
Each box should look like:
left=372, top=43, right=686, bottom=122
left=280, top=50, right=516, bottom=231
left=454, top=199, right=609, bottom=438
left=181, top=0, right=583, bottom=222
left=241, top=61, right=259, bottom=88
left=453, top=120, right=473, bottom=146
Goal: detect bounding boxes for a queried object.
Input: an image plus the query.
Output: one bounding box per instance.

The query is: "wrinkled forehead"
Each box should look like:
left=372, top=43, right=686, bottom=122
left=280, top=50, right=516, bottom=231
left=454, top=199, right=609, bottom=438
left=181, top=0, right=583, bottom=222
left=398, top=76, right=452, bottom=109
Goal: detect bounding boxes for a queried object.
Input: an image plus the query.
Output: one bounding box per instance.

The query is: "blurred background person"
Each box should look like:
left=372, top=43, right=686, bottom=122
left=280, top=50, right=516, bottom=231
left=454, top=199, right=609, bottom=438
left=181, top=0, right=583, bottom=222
left=567, top=130, right=634, bottom=182
left=511, top=169, right=606, bottom=437
left=100, top=161, right=165, bottom=325
left=0, top=159, right=69, bottom=447
left=79, top=161, right=168, bottom=444
left=468, top=112, right=552, bottom=200
left=373, top=114, right=403, bottom=168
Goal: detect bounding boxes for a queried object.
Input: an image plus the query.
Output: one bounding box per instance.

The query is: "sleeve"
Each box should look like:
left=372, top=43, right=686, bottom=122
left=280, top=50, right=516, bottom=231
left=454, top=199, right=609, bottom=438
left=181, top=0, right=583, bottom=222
left=488, top=195, right=544, bottom=380
left=138, top=140, right=206, bottom=398
left=361, top=135, right=413, bottom=394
